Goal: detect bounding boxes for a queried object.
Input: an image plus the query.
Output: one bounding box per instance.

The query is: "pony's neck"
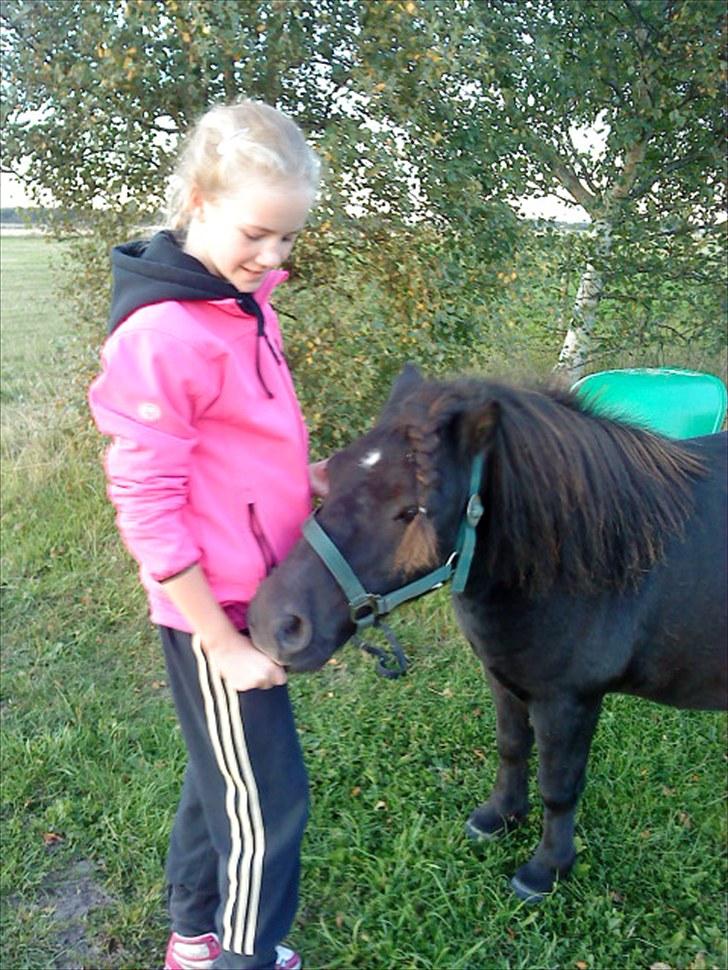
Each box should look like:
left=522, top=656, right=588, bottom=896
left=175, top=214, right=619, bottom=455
left=479, top=385, right=703, bottom=595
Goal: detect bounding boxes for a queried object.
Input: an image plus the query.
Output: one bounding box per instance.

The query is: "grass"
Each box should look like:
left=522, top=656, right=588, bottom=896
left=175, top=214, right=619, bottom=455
left=1, top=234, right=726, bottom=969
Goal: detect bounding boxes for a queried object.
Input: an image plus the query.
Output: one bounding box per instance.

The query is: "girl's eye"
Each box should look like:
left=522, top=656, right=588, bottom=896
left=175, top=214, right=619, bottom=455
left=395, top=506, right=420, bottom=524
left=241, top=230, right=297, bottom=243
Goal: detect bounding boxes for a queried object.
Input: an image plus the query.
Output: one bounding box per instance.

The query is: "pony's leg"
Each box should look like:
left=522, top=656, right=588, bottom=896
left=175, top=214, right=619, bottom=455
left=465, top=672, right=533, bottom=840
left=511, top=693, right=603, bottom=902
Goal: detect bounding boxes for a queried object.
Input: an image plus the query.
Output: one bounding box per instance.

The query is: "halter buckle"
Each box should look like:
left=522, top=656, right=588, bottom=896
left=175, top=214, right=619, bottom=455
left=349, top=593, right=383, bottom=628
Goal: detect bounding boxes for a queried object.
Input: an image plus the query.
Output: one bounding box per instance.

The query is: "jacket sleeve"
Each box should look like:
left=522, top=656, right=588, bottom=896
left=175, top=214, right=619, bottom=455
left=88, top=325, right=218, bottom=582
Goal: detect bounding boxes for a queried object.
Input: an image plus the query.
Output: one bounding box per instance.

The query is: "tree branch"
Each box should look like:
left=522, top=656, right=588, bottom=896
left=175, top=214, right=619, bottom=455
left=598, top=77, right=627, bottom=109
left=550, top=155, right=599, bottom=214
left=550, top=188, right=589, bottom=209
left=621, top=0, right=662, bottom=43
left=0, top=11, right=51, bottom=62
left=628, top=148, right=714, bottom=199
left=568, top=142, right=602, bottom=197
left=610, top=137, right=648, bottom=202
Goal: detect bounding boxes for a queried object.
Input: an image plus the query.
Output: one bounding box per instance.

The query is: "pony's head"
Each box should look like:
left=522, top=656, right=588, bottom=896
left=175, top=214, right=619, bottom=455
left=248, top=365, right=496, bottom=668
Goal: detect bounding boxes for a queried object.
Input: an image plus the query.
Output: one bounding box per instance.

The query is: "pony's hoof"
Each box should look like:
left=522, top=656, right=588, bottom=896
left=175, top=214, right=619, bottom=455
left=510, top=873, right=547, bottom=903
left=465, top=816, right=500, bottom=841
left=510, top=858, right=568, bottom=902
left=465, top=804, right=525, bottom=841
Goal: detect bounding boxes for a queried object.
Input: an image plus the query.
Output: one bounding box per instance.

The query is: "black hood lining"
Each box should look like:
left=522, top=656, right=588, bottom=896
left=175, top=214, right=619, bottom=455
left=108, top=230, right=280, bottom=397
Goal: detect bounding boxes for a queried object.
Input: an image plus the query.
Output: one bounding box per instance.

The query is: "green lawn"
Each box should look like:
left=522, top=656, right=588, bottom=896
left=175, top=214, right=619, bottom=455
left=1, top=235, right=726, bottom=969
left=1, top=236, right=70, bottom=450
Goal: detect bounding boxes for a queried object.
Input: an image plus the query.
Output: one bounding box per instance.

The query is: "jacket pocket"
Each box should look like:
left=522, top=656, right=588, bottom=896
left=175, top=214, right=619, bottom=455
left=248, top=503, right=277, bottom=576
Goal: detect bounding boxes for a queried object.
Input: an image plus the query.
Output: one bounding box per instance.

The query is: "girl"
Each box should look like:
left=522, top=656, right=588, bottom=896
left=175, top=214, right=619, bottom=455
left=89, top=101, right=326, bottom=970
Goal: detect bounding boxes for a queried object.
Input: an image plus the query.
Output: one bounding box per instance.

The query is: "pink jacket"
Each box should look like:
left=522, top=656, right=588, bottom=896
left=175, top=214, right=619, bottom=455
left=88, top=270, right=311, bottom=630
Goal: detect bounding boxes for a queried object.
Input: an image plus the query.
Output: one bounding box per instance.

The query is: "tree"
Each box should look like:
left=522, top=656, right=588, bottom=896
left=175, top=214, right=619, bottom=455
left=350, top=0, right=727, bottom=375
left=0, top=0, right=362, bottom=219
left=2, top=0, right=725, bottom=382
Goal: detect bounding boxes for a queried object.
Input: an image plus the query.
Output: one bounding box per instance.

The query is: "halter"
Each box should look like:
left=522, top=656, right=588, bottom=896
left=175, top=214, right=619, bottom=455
left=301, top=453, right=485, bottom=674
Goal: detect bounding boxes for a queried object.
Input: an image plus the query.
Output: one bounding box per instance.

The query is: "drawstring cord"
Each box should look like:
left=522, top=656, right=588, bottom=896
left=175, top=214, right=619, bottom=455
left=260, top=322, right=282, bottom=364
left=236, top=295, right=280, bottom=399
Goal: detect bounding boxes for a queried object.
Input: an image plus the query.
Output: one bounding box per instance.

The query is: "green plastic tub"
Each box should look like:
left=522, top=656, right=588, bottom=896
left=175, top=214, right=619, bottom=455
left=571, top=368, right=727, bottom=439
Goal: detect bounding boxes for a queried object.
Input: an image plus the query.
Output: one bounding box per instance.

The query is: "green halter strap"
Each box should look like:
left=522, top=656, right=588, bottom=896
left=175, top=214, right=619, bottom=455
left=301, top=452, right=485, bottom=631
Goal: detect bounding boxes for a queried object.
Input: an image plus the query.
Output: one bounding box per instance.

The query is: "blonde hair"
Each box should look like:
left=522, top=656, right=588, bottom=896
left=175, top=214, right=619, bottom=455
left=166, top=100, right=321, bottom=230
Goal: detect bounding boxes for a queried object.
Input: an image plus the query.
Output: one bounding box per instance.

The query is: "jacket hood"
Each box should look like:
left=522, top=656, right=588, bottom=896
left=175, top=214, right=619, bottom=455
left=109, top=230, right=259, bottom=332
left=108, top=230, right=286, bottom=399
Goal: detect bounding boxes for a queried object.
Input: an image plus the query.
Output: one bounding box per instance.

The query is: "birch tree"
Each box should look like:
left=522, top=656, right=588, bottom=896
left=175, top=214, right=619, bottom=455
left=355, top=0, right=726, bottom=376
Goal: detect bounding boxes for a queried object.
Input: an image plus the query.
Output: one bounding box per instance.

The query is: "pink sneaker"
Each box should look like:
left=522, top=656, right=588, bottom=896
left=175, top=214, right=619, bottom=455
left=165, top=932, right=220, bottom=970
left=165, top=932, right=302, bottom=970
left=274, top=945, right=302, bottom=970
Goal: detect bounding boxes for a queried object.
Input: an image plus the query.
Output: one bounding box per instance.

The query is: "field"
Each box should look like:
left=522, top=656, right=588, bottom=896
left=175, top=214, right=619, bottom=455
left=1, top=234, right=726, bottom=970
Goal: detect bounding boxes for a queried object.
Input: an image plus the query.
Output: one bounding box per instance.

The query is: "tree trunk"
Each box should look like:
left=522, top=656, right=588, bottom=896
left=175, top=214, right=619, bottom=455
left=551, top=132, right=647, bottom=381
left=555, top=219, right=612, bottom=381
left=555, top=262, right=604, bottom=381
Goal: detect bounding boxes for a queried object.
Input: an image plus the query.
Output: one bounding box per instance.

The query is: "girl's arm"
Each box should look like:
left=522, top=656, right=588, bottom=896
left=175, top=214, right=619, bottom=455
left=90, top=327, right=285, bottom=691
left=161, top=564, right=287, bottom=691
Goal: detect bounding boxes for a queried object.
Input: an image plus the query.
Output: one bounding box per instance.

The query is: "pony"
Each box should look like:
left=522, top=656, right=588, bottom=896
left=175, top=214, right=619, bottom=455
left=248, top=365, right=727, bottom=901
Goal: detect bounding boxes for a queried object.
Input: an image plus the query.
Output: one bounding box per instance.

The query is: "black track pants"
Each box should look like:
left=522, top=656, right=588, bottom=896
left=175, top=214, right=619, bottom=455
left=159, top=627, right=309, bottom=970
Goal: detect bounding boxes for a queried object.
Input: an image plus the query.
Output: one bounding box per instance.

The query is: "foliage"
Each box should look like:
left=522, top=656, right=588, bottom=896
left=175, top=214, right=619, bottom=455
left=284, top=218, right=725, bottom=452
left=2, top=0, right=725, bottom=380
left=353, top=0, right=727, bottom=370
left=280, top=214, right=558, bottom=452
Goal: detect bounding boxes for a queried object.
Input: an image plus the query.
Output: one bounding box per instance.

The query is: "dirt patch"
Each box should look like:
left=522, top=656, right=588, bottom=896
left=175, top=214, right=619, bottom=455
left=38, top=859, right=114, bottom=969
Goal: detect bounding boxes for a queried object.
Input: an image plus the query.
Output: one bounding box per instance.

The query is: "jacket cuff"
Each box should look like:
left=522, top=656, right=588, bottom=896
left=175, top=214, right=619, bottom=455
left=155, top=560, right=200, bottom=584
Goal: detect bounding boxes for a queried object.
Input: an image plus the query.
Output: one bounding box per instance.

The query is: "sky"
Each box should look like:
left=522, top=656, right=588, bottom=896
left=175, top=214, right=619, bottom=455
left=1, top=173, right=31, bottom=207
left=0, top=170, right=590, bottom=223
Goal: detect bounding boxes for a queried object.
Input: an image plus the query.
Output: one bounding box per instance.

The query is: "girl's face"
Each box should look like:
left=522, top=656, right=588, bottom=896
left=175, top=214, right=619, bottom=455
left=185, top=177, right=313, bottom=292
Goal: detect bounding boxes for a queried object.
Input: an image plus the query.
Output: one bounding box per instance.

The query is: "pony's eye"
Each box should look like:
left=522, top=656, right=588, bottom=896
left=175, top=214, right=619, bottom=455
left=396, top=506, right=420, bottom=523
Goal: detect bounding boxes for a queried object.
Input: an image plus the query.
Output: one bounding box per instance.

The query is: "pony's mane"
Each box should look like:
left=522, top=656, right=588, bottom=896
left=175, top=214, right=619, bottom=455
left=389, top=378, right=706, bottom=595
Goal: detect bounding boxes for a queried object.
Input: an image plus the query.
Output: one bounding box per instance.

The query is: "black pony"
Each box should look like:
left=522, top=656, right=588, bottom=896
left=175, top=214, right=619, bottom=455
left=249, top=366, right=727, bottom=901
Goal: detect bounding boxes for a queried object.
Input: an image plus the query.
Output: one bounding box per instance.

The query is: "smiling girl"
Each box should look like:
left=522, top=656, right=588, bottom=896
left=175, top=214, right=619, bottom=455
left=89, top=101, right=326, bottom=970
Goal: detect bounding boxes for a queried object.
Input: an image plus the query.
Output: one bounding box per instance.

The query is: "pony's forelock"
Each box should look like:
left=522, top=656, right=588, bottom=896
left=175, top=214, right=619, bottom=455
left=394, top=512, right=440, bottom=575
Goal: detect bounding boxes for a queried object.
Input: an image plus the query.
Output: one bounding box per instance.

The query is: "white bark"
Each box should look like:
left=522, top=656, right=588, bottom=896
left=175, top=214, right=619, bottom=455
left=552, top=132, right=648, bottom=381
left=555, top=219, right=612, bottom=382
left=556, top=262, right=604, bottom=380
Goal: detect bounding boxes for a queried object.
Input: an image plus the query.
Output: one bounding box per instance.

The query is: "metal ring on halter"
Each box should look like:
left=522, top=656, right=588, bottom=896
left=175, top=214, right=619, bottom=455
left=349, top=593, right=384, bottom=628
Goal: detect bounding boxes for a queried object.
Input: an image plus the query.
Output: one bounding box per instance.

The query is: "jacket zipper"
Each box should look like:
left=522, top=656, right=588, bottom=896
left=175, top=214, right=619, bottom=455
left=274, top=350, right=310, bottom=461
left=248, top=503, right=277, bottom=575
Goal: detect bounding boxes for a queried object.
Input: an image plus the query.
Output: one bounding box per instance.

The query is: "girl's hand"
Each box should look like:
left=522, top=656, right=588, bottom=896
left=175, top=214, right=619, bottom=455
left=203, top=629, right=288, bottom=691
left=159, top=564, right=287, bottom=690
left=309, top=458, right=329, bottom=498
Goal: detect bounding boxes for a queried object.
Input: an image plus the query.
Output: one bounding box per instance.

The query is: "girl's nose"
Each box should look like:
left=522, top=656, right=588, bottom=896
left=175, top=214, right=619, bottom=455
left=257, top=241, right=286, bottom=268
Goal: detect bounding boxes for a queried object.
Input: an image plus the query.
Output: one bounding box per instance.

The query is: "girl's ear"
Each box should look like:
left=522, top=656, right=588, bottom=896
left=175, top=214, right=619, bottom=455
left=186, top=186, right=206, bottom=221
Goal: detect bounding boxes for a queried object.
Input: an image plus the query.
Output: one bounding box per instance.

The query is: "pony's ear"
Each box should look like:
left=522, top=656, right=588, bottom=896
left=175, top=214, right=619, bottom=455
left=380, top=363, right=425, bottom=418
left=455, top=399, right=500, bottom=457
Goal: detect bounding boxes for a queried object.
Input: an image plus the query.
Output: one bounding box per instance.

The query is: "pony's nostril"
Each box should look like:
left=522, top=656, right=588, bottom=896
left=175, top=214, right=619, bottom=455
left=276, top=612, right=311, bottom=652
left=281, top=614, right=302, bottom=640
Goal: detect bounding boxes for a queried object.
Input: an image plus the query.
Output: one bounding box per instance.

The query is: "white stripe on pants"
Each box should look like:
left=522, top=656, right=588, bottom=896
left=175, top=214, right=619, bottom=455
left=191, top=634, right=265, bottom=955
